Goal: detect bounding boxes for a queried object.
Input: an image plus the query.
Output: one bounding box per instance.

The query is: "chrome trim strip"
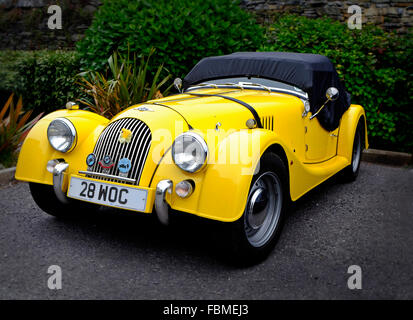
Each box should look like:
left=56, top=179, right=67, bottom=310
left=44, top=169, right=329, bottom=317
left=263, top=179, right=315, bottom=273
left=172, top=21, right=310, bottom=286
left=78, top=171, right=136, bottom=183
left=155, top=179, right=172, bottom=225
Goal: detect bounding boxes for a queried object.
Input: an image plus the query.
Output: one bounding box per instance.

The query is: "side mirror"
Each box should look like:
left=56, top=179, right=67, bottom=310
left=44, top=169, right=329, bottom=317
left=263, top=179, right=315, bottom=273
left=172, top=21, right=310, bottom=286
left=310, top=87, right=339, bottom=120
left=174, top=78, right=183, bottom=93
left=326, top=87, right=339, bottom=101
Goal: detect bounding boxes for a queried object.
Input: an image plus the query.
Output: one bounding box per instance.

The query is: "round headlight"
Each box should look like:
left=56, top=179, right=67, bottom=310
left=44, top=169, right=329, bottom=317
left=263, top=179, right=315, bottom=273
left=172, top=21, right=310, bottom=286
left=172, top=132, right=208, bottom=173
left=47, top=118, right=76, bottom=153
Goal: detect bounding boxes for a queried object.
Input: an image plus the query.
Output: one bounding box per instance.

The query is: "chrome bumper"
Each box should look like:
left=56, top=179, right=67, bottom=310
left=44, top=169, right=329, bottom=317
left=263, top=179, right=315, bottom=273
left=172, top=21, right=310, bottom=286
left=52, top=161, right=70, bottom=204
left=51, top=160, right=172, bottom=223
left=155, top=180, right=172, bottom=225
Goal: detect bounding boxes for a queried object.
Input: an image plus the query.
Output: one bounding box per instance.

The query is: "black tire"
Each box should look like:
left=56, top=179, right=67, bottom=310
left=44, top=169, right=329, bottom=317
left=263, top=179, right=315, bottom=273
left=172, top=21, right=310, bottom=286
left=29, top=182, right=98, bottom=218
left=227, top=152, right=289, bottom=265
left=341, top=121, right=363, bottom=182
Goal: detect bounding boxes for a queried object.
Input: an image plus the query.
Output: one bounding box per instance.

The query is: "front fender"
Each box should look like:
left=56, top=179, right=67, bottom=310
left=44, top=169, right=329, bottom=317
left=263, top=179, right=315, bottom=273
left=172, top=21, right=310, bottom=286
left=337, top=104, right=368, bottom=160
left=15, top=109, right=109, bottom=185
left=151, top=129, right=291, bottom=222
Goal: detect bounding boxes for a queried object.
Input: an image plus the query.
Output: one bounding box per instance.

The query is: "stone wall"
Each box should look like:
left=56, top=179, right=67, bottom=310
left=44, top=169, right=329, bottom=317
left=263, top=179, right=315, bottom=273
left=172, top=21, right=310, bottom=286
left=0, top=0, right=101, bottom=50
left=241, top=0, right=413, bottom=33
left=0, top=0, right=411, bottom=50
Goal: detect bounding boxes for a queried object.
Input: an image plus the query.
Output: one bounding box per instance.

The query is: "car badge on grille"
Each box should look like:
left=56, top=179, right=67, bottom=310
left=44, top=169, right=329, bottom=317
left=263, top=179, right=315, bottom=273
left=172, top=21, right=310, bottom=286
left=119, top=128, right=133, bottom=144
left=118, top=158, right=132, bottom=177
left=86, top=153, right=96, bottom=168
left=98, top=155, right=114, bottom=173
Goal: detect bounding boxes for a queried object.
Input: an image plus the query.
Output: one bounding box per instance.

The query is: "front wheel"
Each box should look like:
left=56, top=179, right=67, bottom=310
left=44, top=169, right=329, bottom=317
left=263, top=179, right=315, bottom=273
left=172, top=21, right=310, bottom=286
left=228, top=152, right=289, bottom=265
left=29, top=182, right=98, bottom=218
left=341, top=121, right=363, bottom=182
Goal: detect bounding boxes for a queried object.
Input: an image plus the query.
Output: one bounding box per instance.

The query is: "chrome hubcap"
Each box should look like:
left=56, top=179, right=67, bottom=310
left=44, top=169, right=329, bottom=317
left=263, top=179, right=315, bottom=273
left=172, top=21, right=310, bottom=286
left=244, top=172, right=282, bottom=248
left=352, top=129, right=361, bottom=172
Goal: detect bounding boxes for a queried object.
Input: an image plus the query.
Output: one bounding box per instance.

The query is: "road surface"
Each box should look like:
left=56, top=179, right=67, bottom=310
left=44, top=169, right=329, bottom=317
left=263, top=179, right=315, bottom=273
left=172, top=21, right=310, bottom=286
left=0, top=162, right=412, bottom=299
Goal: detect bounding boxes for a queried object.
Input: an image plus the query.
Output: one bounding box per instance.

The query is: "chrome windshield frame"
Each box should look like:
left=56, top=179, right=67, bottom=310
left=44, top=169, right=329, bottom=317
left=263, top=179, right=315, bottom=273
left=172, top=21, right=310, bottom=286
left=186, top=83, right=309, bottom=101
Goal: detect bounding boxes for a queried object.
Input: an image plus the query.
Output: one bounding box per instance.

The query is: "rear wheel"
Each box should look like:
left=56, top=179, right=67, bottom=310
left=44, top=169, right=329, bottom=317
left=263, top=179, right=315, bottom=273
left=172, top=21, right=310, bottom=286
left=29, top=182, right=98, bottom=218
left=228, top=152, right=289, bottom=265
left=341, top=121, right=363, bottom=182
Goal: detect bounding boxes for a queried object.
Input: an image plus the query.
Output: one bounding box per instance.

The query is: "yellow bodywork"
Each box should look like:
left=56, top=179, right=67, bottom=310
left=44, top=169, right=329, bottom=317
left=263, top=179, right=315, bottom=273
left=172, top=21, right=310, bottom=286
left=15, top=88, right=368, bottom=222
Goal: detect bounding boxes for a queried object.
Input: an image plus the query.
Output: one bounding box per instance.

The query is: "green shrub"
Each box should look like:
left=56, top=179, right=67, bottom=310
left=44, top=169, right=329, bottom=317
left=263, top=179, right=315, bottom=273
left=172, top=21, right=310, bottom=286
left=261, top=15, right=413, bottom=152
left=15, top=51, right=83, bottom=114
left=0, top=51, right=33, bottom=105
left=77, top=0, right=264, bottom=77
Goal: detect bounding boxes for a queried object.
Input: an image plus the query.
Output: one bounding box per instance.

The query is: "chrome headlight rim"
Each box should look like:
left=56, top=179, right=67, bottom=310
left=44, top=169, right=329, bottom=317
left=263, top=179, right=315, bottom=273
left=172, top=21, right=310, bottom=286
left=47, top=117, right=77, bottom=153
left=172, top=132, right=208, bottom=173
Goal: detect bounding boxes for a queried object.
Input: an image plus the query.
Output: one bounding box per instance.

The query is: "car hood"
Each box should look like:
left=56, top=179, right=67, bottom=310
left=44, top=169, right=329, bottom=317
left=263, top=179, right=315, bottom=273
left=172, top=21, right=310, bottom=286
left=111, top=88, right=302, bottom=135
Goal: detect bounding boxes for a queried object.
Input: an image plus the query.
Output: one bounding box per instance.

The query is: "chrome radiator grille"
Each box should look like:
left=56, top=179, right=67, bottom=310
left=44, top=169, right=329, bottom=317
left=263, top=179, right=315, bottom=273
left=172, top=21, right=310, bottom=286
left=87, top=118, right=151, bottom=185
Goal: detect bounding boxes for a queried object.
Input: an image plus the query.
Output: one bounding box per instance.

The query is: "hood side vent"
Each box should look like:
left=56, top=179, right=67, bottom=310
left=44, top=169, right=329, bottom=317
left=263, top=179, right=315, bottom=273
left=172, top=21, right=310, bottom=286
left=261, top=116, right=274, bottom=131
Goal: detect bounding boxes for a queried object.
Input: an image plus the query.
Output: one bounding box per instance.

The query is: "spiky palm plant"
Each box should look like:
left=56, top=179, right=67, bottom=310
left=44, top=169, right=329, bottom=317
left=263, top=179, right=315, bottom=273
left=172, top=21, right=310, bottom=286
left=77, top=48, right=172, bottom=118
left=0, top=94, right=43, bottom=167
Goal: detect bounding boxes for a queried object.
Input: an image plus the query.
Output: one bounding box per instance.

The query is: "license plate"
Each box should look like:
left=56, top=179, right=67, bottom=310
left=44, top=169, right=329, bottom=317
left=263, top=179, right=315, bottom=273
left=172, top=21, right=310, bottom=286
left=68, top=176, right=147, bottom=212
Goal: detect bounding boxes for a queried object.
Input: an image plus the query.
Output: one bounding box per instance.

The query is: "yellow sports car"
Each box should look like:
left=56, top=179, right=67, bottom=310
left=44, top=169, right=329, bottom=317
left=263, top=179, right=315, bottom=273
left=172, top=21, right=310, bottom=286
left=15, top=52, right=367, bottom=263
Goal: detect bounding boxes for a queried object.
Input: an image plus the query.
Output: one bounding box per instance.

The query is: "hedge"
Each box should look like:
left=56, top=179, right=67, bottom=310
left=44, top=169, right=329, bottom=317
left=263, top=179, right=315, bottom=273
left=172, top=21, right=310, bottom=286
left=0, top=50, right=83, bottom=115
left=261, top=15, right=413, bottom=152
left=14, top=51, right=83, bottom=115
left=76, top=0, right=264, bottom=77
left=0, top=51, right=32, bottom=106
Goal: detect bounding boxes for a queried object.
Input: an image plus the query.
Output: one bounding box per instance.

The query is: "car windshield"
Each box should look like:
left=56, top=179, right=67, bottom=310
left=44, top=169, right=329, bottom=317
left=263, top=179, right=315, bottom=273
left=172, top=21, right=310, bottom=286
left=188, top=77, right=308, bottom=99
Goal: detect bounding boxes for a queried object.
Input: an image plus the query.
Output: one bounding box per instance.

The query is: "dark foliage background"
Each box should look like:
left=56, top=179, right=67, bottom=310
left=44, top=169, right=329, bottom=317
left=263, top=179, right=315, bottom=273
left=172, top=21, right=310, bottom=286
left=261, top=15, right=413, bottom=152
left=0, top=1, right=411, bottom=152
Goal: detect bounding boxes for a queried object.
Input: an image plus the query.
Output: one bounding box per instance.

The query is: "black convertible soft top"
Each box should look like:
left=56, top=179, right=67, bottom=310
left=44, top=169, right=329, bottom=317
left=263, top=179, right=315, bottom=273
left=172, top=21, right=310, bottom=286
left=183, top=52, right=351, bottom=131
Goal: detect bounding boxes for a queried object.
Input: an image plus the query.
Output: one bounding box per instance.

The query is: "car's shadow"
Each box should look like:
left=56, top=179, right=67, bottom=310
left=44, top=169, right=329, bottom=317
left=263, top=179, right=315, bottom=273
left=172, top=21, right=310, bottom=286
left=46, top=203, right=230, bottom=267
left=44, top=171, right=349, bottom=268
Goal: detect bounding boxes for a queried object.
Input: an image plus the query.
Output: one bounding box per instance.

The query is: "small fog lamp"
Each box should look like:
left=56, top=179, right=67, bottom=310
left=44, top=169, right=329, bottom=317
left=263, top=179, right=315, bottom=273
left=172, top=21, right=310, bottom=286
left=175, top=180, right=194, bottom=198
left=46, top=159, right=60, bottom=173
